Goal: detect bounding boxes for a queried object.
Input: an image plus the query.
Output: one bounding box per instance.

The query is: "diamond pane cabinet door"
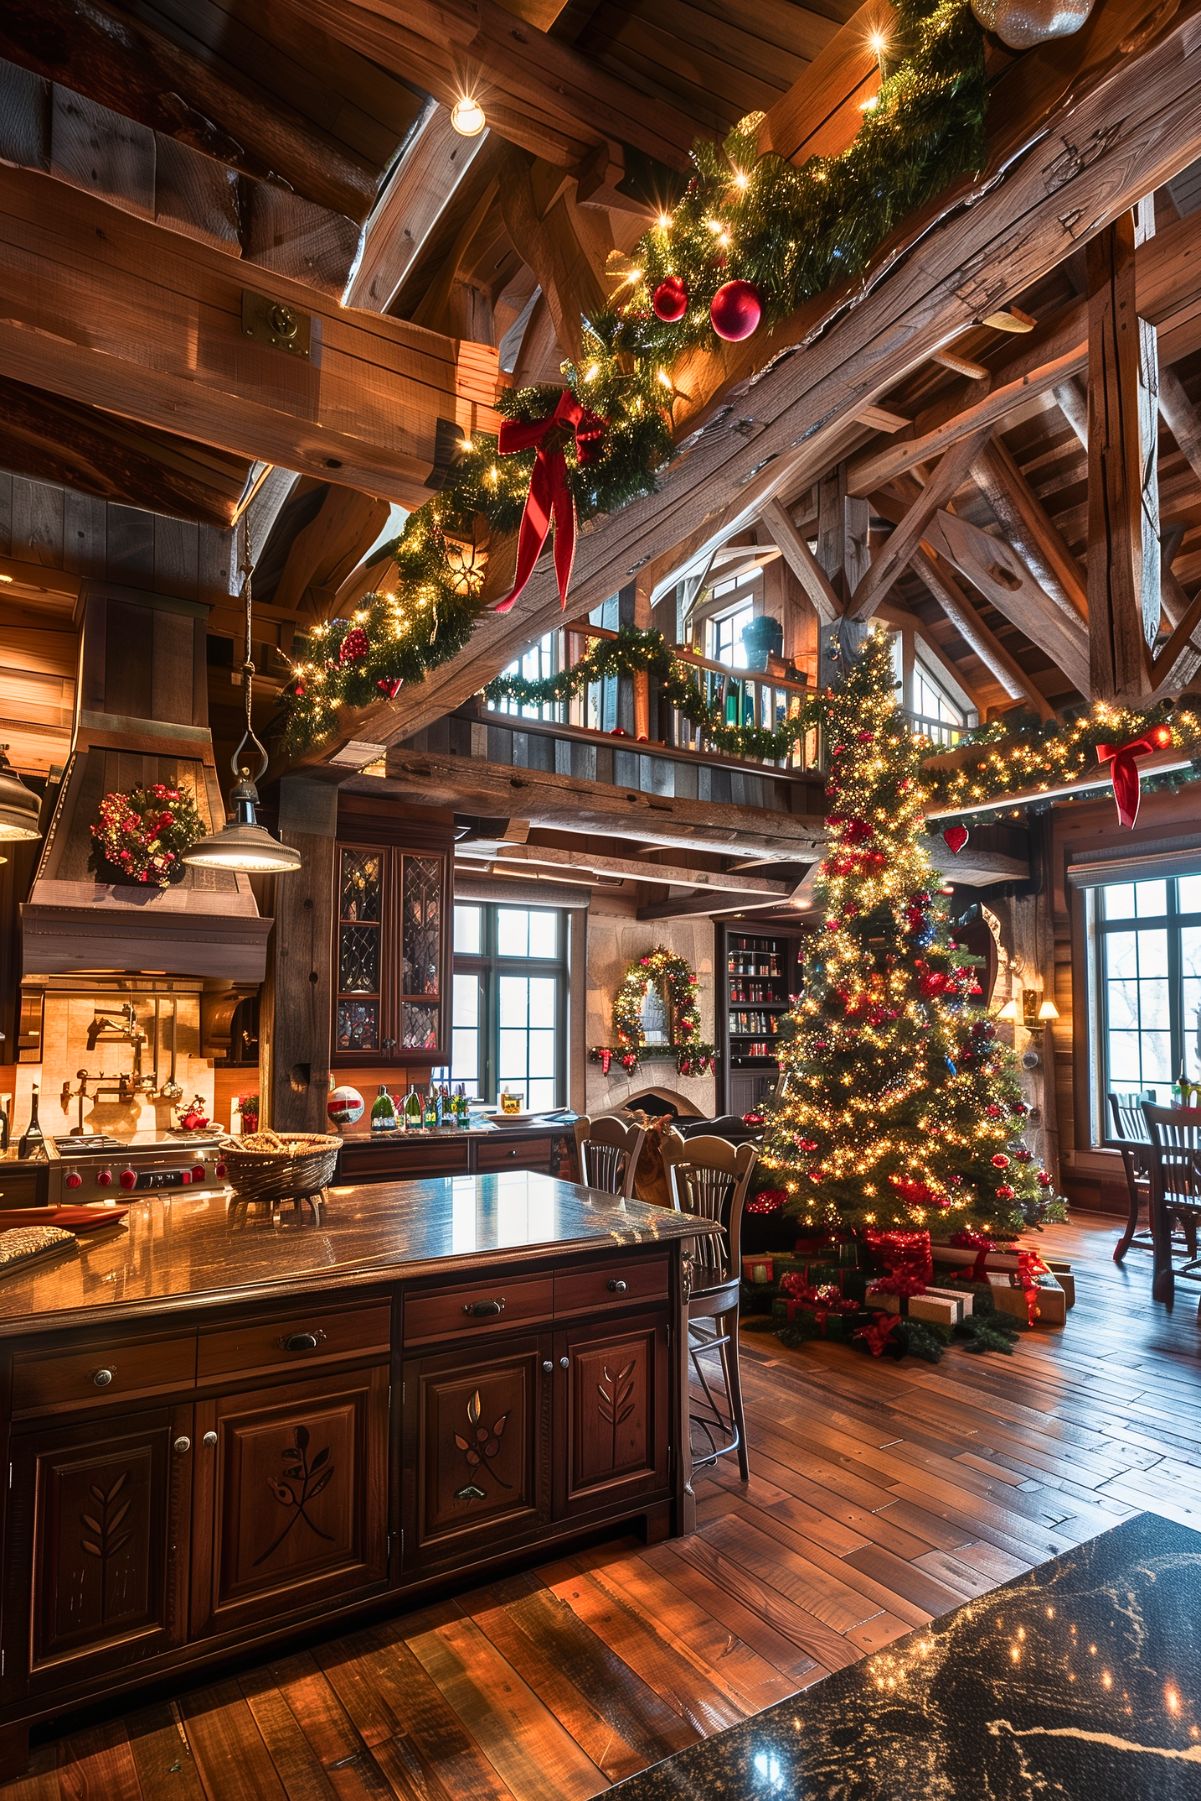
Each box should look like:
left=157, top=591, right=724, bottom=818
left=404, top=1336, right=550, bottom=1567
left=555, top=1315, right=669, bottom=1517
left=2, top=1405, right=191, bottom=1698
left=190, top=1368, right=390, bottom=1639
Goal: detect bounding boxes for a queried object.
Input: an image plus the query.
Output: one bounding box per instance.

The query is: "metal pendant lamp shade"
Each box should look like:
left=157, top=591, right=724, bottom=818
left=184, top=522, right=301, bottom=877
left=0, top=745, right=43, bottom=841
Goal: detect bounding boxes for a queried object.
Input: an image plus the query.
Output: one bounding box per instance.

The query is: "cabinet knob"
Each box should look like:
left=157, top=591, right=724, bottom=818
left=607, top=1278, right=629, bottom=1294
left=541, top=1360, right=554, bottom=1374
left=281, top=1330, right=324, bottom=1353
left=92, top=1368, right=114, bottom=1388
left=463, top=1298, right=505, bottom=1318
left=173, top=1436, right=191, bottom=1455
left=202, top=1431, right=218, bottom=1449
left=558, top=1355, right=570, bottom=1370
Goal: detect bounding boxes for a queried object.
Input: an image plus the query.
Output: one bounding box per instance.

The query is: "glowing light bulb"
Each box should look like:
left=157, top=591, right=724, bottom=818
left=450, top=96, right=486, bottom=137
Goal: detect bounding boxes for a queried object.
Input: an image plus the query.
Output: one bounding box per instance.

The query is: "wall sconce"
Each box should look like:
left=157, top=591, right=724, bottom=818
left=998, top=989, right=1059, bottom=1031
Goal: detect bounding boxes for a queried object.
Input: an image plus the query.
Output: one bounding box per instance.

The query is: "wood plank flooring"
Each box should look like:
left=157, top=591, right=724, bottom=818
left=6, top=1213, right=1200, bottom=1800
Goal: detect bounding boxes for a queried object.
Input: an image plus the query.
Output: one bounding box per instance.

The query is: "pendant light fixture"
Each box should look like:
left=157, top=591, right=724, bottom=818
left=184, top=520, right=301, bottom=877
left=0, top=746, right=42, bottom=842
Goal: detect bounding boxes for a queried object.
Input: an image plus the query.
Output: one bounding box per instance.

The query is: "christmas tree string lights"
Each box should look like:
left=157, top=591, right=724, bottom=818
left=757, top=628, right=1067, bottom=1237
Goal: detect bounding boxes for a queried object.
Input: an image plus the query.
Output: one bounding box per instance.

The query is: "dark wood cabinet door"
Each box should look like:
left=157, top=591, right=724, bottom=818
left=3, top=1403, right=191, bottom=1698
left=331, top=836, right=451, bottom=1068
left=404, top=1333, right=550, bottom=1565
left=190, top=1366, right=390, bottom=1640
left=554, top=1313, right=669, bottom=1519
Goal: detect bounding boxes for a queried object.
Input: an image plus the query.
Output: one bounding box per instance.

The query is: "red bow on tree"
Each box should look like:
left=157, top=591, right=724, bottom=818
left=1096, top=725, right=1173, bottom=829
left=493, top=390, right=606, bottom=615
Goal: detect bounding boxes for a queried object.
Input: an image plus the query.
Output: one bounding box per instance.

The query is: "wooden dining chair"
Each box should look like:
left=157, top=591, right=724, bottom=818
left=660, top=1128, right=759, bottom=1481
left=1141, top=1103, right=1201, bottom=1313
left=572, top=1114, right=646, bottom=1201
left=1108, top=1091, right=1155, bottom=1263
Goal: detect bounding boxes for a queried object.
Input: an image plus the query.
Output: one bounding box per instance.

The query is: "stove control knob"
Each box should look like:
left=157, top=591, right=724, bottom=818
left=119, top=1168, right=137, bottom=1191
left=97, top=1168, right=113, bottom=1187
left=64, top=1170, right=83, bottom=1190
left=191, top=1164, right=206, bottom=1183
left=215, top=1160, right=228, bottom=1180
left=179, top=1169, right=192, bottom=1185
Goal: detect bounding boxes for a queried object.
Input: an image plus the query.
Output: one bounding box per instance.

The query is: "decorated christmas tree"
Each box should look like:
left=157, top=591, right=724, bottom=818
left=758, top=629, right=1065, bottom=1239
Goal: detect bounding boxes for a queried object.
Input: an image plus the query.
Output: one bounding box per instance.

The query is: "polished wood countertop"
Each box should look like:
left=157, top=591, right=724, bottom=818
left=0, top=1172, right=705, bottom=1338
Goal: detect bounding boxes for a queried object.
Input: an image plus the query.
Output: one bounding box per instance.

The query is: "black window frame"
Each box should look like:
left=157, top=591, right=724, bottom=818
left=1094, top=871, right=1201, bottom=1136
left=451, top=902, right=568, bottom=1107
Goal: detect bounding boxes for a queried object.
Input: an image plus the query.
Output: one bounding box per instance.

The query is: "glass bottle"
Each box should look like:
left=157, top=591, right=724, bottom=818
left=404, top=1084, right=423, bottom=1131
left=454, top=1083, right=468, bottom=1127
left=18, top=1083, right=46, bottom=1161
left=423, top=1086, right=439, bottom=1130
left=370, top=1084, right=397, bottom=1134
left=1173, top=1064, right=1190, bottom=1109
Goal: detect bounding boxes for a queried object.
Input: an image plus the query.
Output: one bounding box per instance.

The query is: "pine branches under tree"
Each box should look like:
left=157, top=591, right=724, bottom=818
left=758, top=629, right=1066, bottom=1238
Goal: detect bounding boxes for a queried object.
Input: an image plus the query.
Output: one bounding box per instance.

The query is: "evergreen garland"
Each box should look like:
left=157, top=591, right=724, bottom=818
left=275, top=0, right=987, bottom=755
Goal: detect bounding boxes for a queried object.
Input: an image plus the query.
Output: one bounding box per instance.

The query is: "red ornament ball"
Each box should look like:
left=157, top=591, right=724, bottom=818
left=652, top=275, right=689, bottom=323
left=710, top=279, right=762, bottom=342
left=1037, top=1169, right=1053, bottom=1188
left=995, top=1184, right=1015, bottom=1201
left=991, top=1153, right=1010, bottom=1169
left=339, top=625, right=369, bottom=664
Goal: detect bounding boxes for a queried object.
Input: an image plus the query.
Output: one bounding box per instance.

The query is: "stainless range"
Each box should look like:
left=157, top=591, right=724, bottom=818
left=50, top=1132, right=229, bottom=1205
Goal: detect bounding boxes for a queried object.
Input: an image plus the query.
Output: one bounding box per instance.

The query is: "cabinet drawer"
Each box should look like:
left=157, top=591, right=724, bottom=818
left=198, top=1301, right=391, bottom=1381
left=554, top=1255, right=669, bottom=1317
left=339, top=1138, right=470, bottom=1183
left=404, top=1273, right=553, bottom=1346
left=11, top=1332, right=196, bottom=1416
left=473, top=1135, right=552, bottom=1174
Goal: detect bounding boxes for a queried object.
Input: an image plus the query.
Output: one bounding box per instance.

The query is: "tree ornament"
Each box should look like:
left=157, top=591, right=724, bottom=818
left=338, top=626, right=370, bottom=664
left=710, top=280, right=762, bottom=342
left=376, top=677, right=403, bottom=698
left=942, top=824, right=969, bottom=855
left=652, top=275, right=689, bottom=323
left=970, top=0, right=1095, bottom=49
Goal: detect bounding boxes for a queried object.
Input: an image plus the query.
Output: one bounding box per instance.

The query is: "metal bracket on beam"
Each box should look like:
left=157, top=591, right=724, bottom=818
left=241, top=291, right=312, bottom=359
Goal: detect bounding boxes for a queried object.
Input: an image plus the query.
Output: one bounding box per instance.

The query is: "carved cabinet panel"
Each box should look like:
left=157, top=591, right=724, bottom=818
left=190, top=1366, right=390, bottom=1639
left=404, top=1333, right=550, bottom=1564
left=332, top=840, right=451, bottom=1067
left=555, top=1314, right=669, bottom=1518
left=3, top=1404, right=191, bottom=1697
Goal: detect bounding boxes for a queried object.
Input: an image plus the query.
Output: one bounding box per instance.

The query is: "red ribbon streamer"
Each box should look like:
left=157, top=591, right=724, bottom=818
left=493, top=390, right=607, bottom=615
left=855, top=1312, right=903, bottom=1356
left=1096, top=727, right=1172, bottom=830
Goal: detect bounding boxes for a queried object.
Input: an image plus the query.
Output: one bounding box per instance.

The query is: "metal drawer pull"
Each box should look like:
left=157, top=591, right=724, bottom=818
left=92, top=1368, right=114, bottom=1388
left=607, top=1278, right=629, bottom=1294
left=281, top=1329, right=325, bottom=1353
left=541, top=1360, right=554, bottom=1374
left=173, top=1436, right=191, bottom=1455
left=559, top=1355, right=570, bottom=1370
left=202, top=1431, right=218, bottom=1449
left=464, top=1298, right=505, bottom=1318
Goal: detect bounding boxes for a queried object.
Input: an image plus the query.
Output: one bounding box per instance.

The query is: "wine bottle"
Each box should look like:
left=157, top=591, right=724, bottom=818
left=370, top=1085, right=397, bottom=1134
left=454, top=1083, right=468, bottom=1127
left=423, top=1087, right=438, bottom=1130
left=1174, top=1064, right=1190, bottom=1109
left=18, top=1084, right=46, bottom=1161
left=404, top=1085, right=423, bottom=1131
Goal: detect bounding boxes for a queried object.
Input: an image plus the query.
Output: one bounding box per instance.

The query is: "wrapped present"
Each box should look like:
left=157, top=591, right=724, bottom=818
left=864, top=1284, right=902, bottom=1314
left=985, top=1269, right=1067, bottom=1327
left=926, top=1283, right=972, bottom=1319
left=907, top=1291, right=963, bottom=1327
left=742, top=1255, right=776, bottom=1286
left=1044, top=1260, right=1076, bottom=1307
left=776, top=1273, right=860, bottom=1336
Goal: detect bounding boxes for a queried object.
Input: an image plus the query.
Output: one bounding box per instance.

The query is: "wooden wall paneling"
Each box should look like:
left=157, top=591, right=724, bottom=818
left=1085, top=213, right=1153, bottom=703
left=266, top=776, right=338, bottom=1132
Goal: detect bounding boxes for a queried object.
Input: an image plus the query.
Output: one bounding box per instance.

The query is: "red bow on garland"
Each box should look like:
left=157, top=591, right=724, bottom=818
left=1096, top=726, right=1173, bottom=830
left=493, top=390, right=607, bottom=615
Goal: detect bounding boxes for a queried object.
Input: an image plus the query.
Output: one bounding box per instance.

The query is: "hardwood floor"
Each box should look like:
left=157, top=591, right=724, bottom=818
left=5, top=1213, right=1199, bottom=1800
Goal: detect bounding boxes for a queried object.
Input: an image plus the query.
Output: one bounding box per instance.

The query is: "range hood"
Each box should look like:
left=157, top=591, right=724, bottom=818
left=22, top=586, right=272, bottom=984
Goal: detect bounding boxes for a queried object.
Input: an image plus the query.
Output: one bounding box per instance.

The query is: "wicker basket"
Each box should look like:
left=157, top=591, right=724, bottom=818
left=220, top=1135, right=341, bottom=1205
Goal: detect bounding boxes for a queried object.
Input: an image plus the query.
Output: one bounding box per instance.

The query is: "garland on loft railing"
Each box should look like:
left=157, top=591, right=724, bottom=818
left=277, top=0, right=987, bottom=754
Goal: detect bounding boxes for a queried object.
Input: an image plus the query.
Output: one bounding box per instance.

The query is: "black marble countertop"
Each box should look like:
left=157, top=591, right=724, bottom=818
left=609, top=1512, right=1201, bottom=1800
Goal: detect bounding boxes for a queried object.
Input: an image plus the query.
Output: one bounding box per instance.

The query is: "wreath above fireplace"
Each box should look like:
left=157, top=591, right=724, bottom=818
left=590, top=946, right=716, bottom=1077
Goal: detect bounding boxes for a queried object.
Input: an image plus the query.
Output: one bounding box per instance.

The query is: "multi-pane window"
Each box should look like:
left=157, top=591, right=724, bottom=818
left=487, top=631, right=563, bottom=722
left=1094, top=873, right=1201, bottom=1125
left=910, top=655, right=968, bottom=746
left=708, top=596, right=755, bottom=669
left=451, top=904, right=567, bottom=1110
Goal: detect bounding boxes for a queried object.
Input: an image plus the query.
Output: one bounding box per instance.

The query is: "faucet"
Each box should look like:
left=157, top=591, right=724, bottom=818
left=84, top=1005, right=155, bottom=1098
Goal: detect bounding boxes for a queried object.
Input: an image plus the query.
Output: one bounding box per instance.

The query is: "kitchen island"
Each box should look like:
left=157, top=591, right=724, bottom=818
left=0, top=1172, right=707, bottom=1775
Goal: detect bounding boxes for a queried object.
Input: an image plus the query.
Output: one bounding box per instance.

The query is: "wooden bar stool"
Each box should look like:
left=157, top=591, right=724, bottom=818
left=661, top=1129, right=758, bottom=1481
left=572, top=1115, right=646, bottom=1201
left=1142, top=1103, right=1201, bottom=1314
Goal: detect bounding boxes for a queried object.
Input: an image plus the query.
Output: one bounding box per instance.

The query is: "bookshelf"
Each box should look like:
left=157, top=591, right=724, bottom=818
left=717, top=923, right=804, bottom=1116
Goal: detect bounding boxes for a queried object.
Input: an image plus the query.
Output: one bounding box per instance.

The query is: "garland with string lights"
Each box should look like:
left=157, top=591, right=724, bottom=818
left=276, top=0, right=986, bottom=753
left=590, top=947, right=715, bottom=1077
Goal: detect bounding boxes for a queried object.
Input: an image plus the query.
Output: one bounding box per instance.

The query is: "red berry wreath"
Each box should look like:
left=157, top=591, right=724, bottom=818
left=90, top=782, right=206, bottom=886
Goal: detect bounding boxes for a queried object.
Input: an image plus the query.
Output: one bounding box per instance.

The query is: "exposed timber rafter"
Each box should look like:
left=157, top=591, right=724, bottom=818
left=850, top=429, right=991, bottom=622
left=760, top=498, right=840, bottom=624
left=496, top=147, right=612, bottom=362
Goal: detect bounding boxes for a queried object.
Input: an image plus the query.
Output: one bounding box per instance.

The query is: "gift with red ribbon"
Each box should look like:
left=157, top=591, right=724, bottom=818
left=861, top=1227, right=933, bottom=1296
left=854, top=1312, right=903, bottom=1356
left=493, top=390, right=607, bottom=615
left=1096, top=725, right=1173, bottom=830
left=778, top=1272, right=858, bottom=1336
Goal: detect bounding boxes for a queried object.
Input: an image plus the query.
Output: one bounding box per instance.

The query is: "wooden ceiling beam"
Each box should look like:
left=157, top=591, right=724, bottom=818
left=286, top=0, right=699, bottom=172
left=270, top=485, right=392, bottom=623
left=756, top=1, right=879, bottom=164
left=850, top=429, right=990, bottom=621
left=902, top=540, right=1055, bottom=719
left=0, top=0, right=381, bottom=222
left=491, top=841, right=794, bottom=895
left=496, top=147, right=611, bottom=362
left=0, top=164, right=500, bottom=511
left=759, top=498, right=840, bottom=625
left=0, top=374, right=247, bottom=528
left=285, top=0, right=1201, bottom=768
left=968, top=439, right=1088, bottom=624
left=1086, top=213, right=1155, bottom=703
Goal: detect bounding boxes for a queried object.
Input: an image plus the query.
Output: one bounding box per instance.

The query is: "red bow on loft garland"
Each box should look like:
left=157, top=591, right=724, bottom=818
left=1096, top=725, right=1173, bottom=829
left=493, top=390, right=606, bottom=615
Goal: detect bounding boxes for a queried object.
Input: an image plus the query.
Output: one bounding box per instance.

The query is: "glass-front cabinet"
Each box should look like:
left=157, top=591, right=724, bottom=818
left=332, top=827, right=452, bottom=1067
